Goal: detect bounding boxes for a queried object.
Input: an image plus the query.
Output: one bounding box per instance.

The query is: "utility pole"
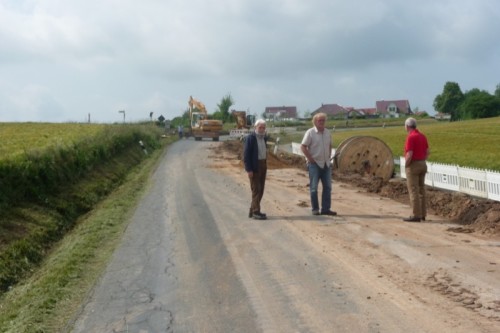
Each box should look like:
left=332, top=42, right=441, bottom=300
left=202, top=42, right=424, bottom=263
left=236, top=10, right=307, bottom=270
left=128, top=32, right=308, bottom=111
left=118, top=110, right=125, bottom=123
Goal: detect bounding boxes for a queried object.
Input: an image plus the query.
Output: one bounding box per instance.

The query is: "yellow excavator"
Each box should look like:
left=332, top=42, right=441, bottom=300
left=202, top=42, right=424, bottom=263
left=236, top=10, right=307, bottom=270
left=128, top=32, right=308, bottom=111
left=232, top=110, right=249, bottom=129
left=229, top=110, right=255, bottom=138
left=188, top=96, right=223, bottom=141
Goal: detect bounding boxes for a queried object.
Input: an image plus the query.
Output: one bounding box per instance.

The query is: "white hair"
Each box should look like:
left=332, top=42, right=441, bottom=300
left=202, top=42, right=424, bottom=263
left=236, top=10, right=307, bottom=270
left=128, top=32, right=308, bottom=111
left=254, top=119, right=266, bottom=127
left=405, top=117, right=417, bottom=128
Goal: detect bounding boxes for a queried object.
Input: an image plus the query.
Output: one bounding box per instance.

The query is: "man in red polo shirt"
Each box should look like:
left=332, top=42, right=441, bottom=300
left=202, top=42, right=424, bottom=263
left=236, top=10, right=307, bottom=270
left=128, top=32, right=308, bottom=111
left=403, top=117, right=430, bottom=222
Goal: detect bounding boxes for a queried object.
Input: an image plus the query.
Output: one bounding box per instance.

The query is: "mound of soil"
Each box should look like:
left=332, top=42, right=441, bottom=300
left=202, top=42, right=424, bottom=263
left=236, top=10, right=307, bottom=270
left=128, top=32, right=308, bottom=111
left=221, top=140, right=500, bottom=237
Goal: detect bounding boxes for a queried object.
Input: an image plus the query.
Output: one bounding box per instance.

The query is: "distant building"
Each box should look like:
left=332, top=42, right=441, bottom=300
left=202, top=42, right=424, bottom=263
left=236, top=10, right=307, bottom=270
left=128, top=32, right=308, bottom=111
left=264, top=106, right=297, bottom=120
left=311, top=104, right=348, bottom=119
left=375, top=100, right=412, bottom=118
left=268, top=99, right=413, bottom=121
left=345, top=107, right=378, bottom=118
left=414, top=111, right=428, bottom=117
left=434, top=112, right=451, bottom=121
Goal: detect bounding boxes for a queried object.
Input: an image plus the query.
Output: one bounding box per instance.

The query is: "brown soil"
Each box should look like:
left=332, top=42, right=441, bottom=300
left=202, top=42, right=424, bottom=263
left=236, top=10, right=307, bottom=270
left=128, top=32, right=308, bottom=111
left=221, top=140, right=500, bottom=237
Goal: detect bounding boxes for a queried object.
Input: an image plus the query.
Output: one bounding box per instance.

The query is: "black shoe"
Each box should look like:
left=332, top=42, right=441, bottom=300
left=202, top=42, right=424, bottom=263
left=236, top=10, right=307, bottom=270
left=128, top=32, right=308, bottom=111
left=253, top=212, right=267, bottom=220
left=321, top=210, right=337, bottom=216
left=248, top=209, right=253, bottom=218
left=403, top=216, right=421, bottom=222
left=312, top=210, right=320, bottom=216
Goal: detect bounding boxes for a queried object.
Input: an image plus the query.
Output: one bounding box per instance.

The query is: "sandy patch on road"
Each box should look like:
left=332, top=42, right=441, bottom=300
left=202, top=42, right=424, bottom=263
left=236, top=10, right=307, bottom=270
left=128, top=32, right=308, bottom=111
left=214, top=140, right=500, bottom=238
left=205, top=140, right=500, bottom=330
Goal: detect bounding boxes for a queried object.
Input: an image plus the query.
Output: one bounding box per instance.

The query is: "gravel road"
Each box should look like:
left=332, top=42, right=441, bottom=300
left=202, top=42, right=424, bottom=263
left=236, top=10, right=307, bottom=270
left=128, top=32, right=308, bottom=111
left=71, top=137, right=500, bottom=333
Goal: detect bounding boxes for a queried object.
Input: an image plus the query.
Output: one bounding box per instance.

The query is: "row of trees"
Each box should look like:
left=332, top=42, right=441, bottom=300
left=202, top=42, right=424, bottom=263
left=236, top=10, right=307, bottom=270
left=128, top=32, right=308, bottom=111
left=433, top=82, right=500, bottom=121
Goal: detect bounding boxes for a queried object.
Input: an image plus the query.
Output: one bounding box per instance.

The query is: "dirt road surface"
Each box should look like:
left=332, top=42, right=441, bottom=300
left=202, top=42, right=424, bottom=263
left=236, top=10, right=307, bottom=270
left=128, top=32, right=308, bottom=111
left=71, top=138, right=500, bottom=333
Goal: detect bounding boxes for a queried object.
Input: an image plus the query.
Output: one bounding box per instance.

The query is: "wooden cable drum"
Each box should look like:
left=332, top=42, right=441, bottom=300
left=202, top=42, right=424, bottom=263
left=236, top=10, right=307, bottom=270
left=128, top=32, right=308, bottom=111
left=332, top=135, right=363, bottom=170
left=333, top=136, right=394, bottom=180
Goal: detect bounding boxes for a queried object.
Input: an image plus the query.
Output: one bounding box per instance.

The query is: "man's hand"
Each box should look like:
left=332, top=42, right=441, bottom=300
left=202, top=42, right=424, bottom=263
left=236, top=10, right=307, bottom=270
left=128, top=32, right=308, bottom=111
left=405, top=150, right=413, bottom=166
left=300, top=145, right=315, bottom=164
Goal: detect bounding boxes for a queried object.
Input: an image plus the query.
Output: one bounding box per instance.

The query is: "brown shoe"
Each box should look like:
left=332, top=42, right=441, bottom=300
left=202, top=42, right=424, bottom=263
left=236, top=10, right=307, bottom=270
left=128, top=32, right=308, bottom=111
left=403, top=216, right=421, bottom=222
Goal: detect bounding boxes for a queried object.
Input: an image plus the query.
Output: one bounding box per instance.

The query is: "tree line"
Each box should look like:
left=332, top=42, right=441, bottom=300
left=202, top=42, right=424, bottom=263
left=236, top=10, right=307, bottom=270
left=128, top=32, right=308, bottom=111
left=433, top=82, right=500, bottom=121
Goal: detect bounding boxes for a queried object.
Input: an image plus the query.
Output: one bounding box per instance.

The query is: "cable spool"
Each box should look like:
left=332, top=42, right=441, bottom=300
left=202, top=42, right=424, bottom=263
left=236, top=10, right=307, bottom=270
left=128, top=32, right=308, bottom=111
left=333, top=136, right=394, bottom=180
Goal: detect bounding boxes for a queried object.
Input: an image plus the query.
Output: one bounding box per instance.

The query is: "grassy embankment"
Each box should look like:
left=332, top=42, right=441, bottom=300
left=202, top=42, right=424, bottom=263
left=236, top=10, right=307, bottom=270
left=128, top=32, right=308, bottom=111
left=278, top=116, right=500, bottom=171
left=0, top=122, right=175, bottom=332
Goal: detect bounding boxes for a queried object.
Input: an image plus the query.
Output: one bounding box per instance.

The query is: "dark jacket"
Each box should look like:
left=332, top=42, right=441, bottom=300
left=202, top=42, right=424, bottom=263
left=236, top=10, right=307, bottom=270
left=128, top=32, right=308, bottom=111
left=243, top=132, right=267, bottom=173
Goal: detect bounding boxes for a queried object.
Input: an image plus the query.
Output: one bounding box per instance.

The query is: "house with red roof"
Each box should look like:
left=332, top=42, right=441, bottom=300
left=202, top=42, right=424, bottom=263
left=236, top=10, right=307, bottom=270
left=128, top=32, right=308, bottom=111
left=375, top=100, right=412, bottom=118
left=266, top=99, right=413, bottom=120
left=344, top=107, right=378, bottom=118
left=312, top=104, right=381, bottom=119
left=311, top=103, right=348, bottom=119
left=355, top=107, right=377, bottom=117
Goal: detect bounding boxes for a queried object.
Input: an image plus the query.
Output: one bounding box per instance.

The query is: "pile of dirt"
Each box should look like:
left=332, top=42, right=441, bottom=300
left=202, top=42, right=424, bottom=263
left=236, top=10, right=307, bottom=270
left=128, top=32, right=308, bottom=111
left=223, top=139, right=304, bottom=170
left=220, top=140, right=500, bottom=237
left=337, top=173, right=500, bottom=235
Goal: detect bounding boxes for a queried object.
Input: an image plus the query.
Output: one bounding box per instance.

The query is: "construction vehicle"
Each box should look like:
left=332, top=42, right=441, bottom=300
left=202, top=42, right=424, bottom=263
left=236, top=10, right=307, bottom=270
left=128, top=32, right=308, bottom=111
left=229, top=110, right=255, bottom=138
left=188, top=96, right=223, bottom=141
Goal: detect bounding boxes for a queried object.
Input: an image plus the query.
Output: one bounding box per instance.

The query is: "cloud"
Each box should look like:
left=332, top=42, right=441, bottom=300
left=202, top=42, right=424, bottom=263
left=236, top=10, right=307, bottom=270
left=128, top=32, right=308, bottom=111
left=0, top=83, right=65, bottom=121
left=0, top=0, right=499, bottom=122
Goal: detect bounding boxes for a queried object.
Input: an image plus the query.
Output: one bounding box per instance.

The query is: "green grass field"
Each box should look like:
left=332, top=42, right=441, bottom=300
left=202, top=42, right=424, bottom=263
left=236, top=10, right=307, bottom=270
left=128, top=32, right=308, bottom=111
left=2, top=118, right=500, bottom=170
left=282, top=116, right=500, bottom=171
left=0, top=123, right=107, bottom=161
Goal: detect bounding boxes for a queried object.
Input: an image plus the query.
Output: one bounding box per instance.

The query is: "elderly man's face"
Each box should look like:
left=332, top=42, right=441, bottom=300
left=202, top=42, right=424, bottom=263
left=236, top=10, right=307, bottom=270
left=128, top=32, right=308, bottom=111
left=255, top=123, right=266, bottom=135
left=315, top=117, right=326, bottom=130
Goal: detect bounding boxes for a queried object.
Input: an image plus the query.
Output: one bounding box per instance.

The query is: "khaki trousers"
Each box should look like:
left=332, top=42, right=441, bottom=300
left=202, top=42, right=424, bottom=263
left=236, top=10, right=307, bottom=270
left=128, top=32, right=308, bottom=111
left=406, top=160, right=427, bottom=218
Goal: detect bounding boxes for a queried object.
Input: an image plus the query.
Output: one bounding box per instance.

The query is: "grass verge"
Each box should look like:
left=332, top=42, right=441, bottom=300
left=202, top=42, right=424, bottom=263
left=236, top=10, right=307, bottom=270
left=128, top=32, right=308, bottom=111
left=0, top=139, right=173, bottom=333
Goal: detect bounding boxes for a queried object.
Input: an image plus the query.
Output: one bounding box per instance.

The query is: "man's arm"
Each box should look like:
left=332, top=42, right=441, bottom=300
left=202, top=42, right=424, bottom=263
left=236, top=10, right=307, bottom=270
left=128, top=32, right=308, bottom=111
left=243, top=136, right=253, bottom=172
left=405, top=150, right=413, bottom=166
left=301, top=144, right=315, bottom=164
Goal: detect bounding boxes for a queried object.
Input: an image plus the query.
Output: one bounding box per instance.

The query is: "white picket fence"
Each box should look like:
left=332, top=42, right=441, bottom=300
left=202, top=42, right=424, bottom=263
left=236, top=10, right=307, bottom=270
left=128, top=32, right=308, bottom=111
left=400, top=158, right=500, bottom=201
left=290, top=142, right=500, bottom=202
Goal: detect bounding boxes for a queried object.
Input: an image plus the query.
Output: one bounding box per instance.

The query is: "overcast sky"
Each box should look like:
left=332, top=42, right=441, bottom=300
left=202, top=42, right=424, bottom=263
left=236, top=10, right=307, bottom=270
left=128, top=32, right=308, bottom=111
left=0, top=0, right=499, bottom=123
